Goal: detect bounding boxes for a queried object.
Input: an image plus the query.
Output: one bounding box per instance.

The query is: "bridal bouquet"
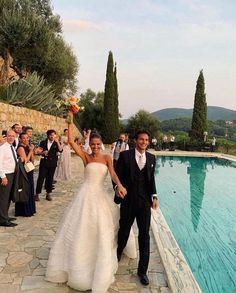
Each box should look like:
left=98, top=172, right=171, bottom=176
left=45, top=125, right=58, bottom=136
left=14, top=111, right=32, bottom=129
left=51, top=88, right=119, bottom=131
left=56, top=95, right=81, bottom=114
left=56, top=95, right=84, bottom=122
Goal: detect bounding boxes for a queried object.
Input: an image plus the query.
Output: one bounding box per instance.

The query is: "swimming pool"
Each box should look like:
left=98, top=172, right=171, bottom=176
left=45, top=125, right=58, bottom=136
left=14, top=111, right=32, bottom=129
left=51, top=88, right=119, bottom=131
left=155, top=156, right=236, bottom=293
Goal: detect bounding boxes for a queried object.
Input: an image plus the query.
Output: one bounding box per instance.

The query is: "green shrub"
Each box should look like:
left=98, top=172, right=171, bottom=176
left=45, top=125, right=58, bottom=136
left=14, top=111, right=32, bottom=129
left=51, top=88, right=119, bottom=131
left=216, top=138, right=236, bottom=154
left=0, top=72, right=60, bottom=115
left=31, top=131, right=46, bottom=146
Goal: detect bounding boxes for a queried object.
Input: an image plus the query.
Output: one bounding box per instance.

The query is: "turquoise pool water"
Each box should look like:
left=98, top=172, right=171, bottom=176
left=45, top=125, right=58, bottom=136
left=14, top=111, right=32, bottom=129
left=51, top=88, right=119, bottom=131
left=155, top=156, right=236, bottom=293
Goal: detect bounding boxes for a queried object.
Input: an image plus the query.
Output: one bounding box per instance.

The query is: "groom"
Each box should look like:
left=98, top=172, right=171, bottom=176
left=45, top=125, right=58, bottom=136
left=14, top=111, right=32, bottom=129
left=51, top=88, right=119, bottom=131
left=114, top=130, right=158, bottom=286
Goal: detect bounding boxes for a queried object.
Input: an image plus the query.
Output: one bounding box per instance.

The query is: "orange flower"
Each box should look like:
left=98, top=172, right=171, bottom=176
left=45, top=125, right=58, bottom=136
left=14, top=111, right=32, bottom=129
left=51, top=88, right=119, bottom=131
left=71, top=104, right=80, bottom=114
left=68, top=96, right=79, bottom=106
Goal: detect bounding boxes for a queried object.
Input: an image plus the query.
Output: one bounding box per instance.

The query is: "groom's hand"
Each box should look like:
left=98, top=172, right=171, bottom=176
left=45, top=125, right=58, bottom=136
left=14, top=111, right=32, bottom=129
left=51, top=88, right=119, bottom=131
left=152, top=198, right=158, bottom=210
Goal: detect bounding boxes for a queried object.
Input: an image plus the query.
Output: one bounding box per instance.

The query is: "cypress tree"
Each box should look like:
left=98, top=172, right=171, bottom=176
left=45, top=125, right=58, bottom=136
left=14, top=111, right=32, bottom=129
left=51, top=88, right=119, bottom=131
left=103, top=51, right=119, bottom=143
left=113, top=62, right=119, bottom=129
left=190, top=70, right=208, bottom=141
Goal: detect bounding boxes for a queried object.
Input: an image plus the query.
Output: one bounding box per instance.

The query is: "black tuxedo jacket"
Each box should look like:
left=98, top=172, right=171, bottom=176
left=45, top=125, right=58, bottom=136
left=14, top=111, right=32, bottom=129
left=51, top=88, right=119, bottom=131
left=39, top=139, right=62, bottom=167
left=114, top=149, right=157, bottom=206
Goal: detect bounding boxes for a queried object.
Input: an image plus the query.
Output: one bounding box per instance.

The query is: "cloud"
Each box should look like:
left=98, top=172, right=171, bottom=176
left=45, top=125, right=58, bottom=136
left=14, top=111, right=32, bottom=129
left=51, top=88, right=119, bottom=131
left=62, top=19, right=101, bottom=33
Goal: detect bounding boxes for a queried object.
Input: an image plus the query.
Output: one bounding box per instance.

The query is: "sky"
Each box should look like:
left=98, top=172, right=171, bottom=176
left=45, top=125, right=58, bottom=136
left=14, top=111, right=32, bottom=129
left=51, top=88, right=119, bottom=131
left=51, top=0, right=236, bottom=118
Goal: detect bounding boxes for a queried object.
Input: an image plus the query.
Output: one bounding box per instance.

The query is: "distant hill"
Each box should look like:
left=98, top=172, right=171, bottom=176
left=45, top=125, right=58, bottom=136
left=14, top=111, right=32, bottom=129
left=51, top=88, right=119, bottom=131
left=152, top=106, right=236, bottom=121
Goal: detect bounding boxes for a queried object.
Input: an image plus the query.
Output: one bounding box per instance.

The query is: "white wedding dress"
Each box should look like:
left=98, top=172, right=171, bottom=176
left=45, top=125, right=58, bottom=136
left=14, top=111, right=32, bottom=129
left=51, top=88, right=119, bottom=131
left=46, top=162, right=136, bottom=292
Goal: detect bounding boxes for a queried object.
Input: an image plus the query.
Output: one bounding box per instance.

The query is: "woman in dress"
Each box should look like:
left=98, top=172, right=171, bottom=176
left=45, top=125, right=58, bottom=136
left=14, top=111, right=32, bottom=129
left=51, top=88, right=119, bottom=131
left=54, top=129, right=71, bottom=180
left=15, top=133, right=36, bottom=217
left=46, top=113, right=136, bottom=292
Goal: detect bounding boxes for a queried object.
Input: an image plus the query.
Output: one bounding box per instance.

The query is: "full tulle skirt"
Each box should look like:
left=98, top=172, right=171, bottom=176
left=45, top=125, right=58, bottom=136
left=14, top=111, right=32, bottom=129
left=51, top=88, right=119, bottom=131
left=46, top=163, right=136, bottom=292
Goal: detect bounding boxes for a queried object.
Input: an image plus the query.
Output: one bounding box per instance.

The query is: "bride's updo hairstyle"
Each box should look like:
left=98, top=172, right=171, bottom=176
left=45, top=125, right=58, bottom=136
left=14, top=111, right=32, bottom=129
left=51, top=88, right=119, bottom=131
left=89, top=132, right=102, bottom=143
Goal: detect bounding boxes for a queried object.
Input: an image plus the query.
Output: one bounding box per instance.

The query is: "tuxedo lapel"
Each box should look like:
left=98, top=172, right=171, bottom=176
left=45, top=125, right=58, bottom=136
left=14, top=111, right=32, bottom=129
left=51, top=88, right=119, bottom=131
left=48, top=141, right=56, bottom=156
left=146, top=152, right=151, bottom=181
left=43, top=139, right=48, bottom=151
left=129, top=149, right=136, bottom=182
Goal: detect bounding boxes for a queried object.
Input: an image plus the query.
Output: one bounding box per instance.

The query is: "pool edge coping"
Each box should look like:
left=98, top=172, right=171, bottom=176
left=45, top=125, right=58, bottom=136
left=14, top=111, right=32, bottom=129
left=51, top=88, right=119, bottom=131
left=151, top=209, right=202, bottom=293
left=151, top=150, right=236, bottom=162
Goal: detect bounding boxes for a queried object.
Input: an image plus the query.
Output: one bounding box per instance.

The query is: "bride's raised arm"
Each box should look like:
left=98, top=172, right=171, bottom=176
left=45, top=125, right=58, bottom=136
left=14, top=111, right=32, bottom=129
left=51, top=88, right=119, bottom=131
left=67, top=112, right=87, bottom=166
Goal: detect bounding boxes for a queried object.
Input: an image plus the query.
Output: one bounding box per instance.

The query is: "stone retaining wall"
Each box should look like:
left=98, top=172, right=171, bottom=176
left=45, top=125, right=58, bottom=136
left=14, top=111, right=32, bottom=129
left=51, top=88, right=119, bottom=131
left=0, top=102, right=80, bottom=136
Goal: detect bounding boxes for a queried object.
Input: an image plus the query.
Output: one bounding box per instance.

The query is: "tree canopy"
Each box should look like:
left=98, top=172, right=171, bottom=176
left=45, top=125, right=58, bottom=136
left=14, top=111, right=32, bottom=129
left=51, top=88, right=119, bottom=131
left=103, top=51, right=119, bottom=143
left=0, top=0, right=78, bottom=94
left=126, top=110, right=160, bottom=138
left=75, top=89, right=104, bottom=133
left=190, top=70, right=208, bottom=141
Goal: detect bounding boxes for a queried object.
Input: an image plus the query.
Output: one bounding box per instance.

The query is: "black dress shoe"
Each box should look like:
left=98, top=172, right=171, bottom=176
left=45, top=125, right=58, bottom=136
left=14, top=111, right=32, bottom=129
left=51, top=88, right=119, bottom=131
left=34, top=194, right=40, bottom=201
left=138, top=273, right=149, bottom=286
left=46, top=194, right=52, bottom=201
left=8, top=217, right=17, bottom=221
left=0, top=221, right=18, bottom=227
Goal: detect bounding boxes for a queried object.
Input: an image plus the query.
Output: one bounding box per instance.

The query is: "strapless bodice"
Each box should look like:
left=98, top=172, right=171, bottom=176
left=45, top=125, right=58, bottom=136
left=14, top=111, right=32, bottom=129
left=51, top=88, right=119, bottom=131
left=84, top=162, right=108, bottom=186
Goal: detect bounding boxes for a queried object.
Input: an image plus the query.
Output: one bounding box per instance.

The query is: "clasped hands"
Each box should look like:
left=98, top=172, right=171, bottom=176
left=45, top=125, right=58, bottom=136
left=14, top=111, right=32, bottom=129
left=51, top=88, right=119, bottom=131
left=116, top=184, right=127, bottom=199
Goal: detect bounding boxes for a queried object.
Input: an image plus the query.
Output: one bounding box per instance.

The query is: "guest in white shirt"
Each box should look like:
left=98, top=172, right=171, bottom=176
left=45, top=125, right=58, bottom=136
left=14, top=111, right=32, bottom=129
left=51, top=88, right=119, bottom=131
left=35, top=130, right=62, bottom=201
left=111, top=133, right=129, bottom=169
left=0, top=130, right=18, bottom=227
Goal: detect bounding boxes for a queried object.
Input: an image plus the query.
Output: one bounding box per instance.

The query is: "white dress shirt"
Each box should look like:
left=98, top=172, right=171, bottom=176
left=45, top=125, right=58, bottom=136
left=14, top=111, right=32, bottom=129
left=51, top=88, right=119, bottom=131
left=14, top=136, right=19, bottom=150
left=135, top=148, right=146, bottom=170
left=47, top=140, right=53, bottom=151
left=0, top=142, right=17, bottom=178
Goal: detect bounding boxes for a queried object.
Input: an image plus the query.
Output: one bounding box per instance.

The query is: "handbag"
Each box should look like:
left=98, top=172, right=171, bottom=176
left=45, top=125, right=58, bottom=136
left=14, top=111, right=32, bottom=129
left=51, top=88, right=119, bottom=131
left=24, top=161, right=35, bottom=173
left=11, top=161, right=30, bottom=203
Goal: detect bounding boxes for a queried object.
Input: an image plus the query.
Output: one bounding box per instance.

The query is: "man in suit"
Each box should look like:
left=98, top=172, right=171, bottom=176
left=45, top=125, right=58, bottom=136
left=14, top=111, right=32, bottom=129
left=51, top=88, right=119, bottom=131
left=12, top=123, right=22, bottom=149
left=111, top=133, right=129, bottom=169
left=35, top=129, right=62, bottom=201
left=115, top=130, right=158, bottom=286
left=0, top=129, right=18, bottom=227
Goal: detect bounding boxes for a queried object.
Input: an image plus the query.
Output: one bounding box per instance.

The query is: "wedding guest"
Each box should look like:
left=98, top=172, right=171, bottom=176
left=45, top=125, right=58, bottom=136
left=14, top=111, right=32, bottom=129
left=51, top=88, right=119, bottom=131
left=111, top=133, right=129, bottom=169
left=0, top=130, right=18, bottom=227
left=151, top=137, right=157, bottom=149
left=162, top=135, right=168, bottom=150
left=54, top=129, right=71, bottom=180
left=12, top=123, right=22, bottom=149
left=0, top=130, right=7, bottom=146
left=15, top=133, right=36, bottom=217
left=35, top=130, right=62, bottom=201
left=169, top=135, right=175, bottom=151
left=22, top=126, right=33, bottom=141
left=83, top=129, right=92, bottom=154
left=211, top=137, right=216, bottom=152
left=125, top=133, right=130, bottom=147
left=74, top=137, right=82, bottom=146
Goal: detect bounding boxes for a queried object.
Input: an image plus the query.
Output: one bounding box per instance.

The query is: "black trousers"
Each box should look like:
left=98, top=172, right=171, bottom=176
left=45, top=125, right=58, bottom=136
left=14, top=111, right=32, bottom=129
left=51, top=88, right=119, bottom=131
left=0, top=173, right=14, bottom=223
left=117, top=203, right=151, bottom=274
left=36, top=160, right=57, bottom=194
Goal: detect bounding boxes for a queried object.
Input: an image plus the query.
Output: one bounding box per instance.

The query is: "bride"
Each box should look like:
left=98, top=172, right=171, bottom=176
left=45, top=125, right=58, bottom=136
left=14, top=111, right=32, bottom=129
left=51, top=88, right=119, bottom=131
left=45, top=113, right=136, bottom=292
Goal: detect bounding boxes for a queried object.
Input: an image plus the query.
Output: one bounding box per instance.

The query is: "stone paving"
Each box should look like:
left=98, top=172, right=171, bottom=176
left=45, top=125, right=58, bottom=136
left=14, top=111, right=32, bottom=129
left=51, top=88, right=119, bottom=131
left=0, top=155, right=170, bottom=293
